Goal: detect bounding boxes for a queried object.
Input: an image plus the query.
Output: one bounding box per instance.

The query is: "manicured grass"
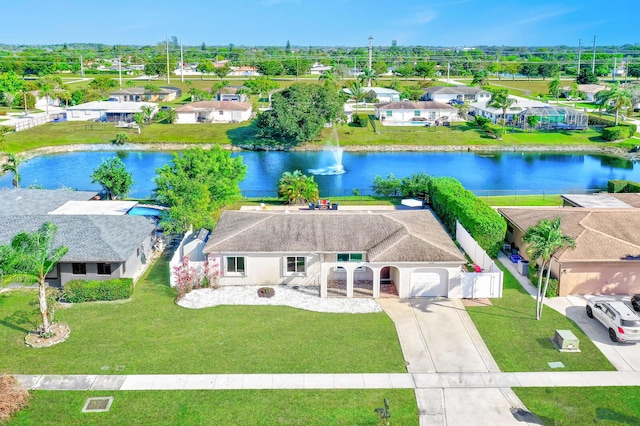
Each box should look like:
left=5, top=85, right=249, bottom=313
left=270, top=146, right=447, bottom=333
left=480, top=194, right=563, bottom=206
left=8, top=389, right=418, bottom=425
left=514, top=387, right=640, bottom=425
left=0, top=255, right=406, bottom=375
left=466, top=261, right=615, bottom=372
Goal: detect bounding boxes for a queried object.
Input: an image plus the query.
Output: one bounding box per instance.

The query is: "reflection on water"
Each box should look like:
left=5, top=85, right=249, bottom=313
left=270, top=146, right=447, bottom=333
left=0, top=150, right=638, bottom=198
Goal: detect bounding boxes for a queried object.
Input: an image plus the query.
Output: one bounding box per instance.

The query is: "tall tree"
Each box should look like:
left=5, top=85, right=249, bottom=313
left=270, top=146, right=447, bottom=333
left=0, top=222, right=68, bottom=335
left=414, top=61, right=436, bottom=80
left=359, top=68, right=377, bottom=87
left=487, top=88, right=519, bottom=128
left=594, top=83, right=633, bottom=126
left=277, top=170, right=319, bottom=205
left=213, top=64, right=231, bottom=79
left=154, top=147, right=247, bottom=233
left=2, top=153, right=23, bottom=188
left=470, top=70, right=488, bottom=87
left=547, top=74, right=562, bottom=101
left=88, top=76, right=117, bottom=98
left=90, top=157, right=134, bottom=200
left=348, top=80, right=366, bottom=113
left=196, top=61, right=215, bottom=80
left=523, top=217, right=576, bottom=320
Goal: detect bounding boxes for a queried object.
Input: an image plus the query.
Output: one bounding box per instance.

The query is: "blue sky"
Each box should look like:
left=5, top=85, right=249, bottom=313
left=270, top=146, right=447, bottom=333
left=3, top=0, right=636, bottom=47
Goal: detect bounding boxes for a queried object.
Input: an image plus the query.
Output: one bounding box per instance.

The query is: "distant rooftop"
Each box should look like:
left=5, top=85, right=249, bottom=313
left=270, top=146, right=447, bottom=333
left=49, top=200, right=137, bottom=215
left=0, top=189, right=97, bottom=215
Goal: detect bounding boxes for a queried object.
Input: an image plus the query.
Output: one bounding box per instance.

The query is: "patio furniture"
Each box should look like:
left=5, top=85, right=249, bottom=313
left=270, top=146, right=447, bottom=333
left=318, top=199, right=331, bottom=210
left=331, top=203, right=338, bottom=210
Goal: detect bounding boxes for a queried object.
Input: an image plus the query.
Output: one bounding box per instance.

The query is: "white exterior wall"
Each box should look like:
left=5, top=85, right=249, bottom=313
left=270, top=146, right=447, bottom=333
left=176, top=112, right=197, bottom=124
left=376, top=108, right=456, bottom=124
left=67, top=109, right=104, bottom=121
left=214, top=253, right=320, bottom=286
left=210, top=109, right=252, bottom=123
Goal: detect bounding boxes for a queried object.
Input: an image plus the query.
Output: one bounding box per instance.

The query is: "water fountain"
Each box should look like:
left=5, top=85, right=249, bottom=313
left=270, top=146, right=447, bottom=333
left=308, top=127, right=346, bottom=175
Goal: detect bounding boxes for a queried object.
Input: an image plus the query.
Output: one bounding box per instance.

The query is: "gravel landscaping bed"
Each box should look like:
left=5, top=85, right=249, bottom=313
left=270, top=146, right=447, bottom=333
left=178, top=286, right=383, bottom=314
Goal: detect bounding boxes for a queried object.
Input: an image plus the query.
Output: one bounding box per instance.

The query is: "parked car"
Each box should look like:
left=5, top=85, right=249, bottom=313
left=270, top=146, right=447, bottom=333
left=631, top=294, right=640, bottom=311
left=448, top=99, right=464, bottom=106
left=586, top=297, right=640, bottom=343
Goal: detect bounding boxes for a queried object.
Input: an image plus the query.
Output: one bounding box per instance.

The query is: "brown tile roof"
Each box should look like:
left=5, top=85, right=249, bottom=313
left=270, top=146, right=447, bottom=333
left=204, top=210, right=465, bottom=263
left=374, top=101, right=455, bottom=110
left=609, top=193, right=640, bottom=208
left=175, top=101, right=252, bottom=112
left=499, top=208, right=640, bottom=262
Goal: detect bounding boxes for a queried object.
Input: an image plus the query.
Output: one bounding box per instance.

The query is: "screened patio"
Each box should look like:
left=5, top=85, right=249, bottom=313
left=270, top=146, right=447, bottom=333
left=517, top=106, right=588, bottom=130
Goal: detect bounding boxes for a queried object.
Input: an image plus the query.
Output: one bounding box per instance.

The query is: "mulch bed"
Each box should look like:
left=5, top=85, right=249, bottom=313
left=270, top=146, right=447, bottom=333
left=24, top=322, right=70, bottom=348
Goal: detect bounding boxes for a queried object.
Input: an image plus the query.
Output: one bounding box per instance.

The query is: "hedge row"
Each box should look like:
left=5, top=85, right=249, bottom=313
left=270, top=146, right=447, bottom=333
left=428, top=177, right=506, bottom=257
left=352, top=114, right=370, bottom=128
left=602, top=124, right=637, bottom=141
left=608, top=179, right=640, bottom=193
left=62, top=278, right=133, bottom=303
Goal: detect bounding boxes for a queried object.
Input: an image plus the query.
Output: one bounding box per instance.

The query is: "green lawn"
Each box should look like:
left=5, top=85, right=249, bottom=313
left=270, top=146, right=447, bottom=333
left=481, top=194, right=563, bottom=206
left=466, top=262, right=615, bottom=372
left=8, top=389, right=418, bottom=425
left=0, top=255, right=406, bottom=375
left=514, top=387, right=640, bottom=425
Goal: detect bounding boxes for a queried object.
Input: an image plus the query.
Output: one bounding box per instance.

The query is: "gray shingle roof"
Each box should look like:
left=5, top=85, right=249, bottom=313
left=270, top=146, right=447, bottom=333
left=0, top=215, right=156, bottom=262
left=0, top=189, right=97, bottom=215
left=204, top=210, right=465, bottom=263
left=425, top=86, right=490, bottom=96
left=374, top=101, right=454, bottom=110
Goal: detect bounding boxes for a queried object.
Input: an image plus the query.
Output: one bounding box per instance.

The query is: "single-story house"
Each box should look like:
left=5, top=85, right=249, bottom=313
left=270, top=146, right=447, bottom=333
left=499, top=207, right=640, bottom=296
left=214, top=86, right=249, bottom=102
left=228, top=66, right=259, bottom=77
left=420, top=86, right=491, bottom=103
left=309, top=62, right=333, bottom=75
left=469, top=96, right=547, bottom=125
left=0, top=189, right=157, bottom=287
left=561, top=193, right=640, bottom=208
left=344, top=87, right=400, bottom=103
left=202, top=209, right=467, bottom=299
left=175, top=101, right=252, bottom=124
left=109, top=86, right=179, bottom=102
left=561, top=84, right=608, bottom=102
left=65, top=101, right=157, bottom=122
left=374, top=101, right=457, bottom=125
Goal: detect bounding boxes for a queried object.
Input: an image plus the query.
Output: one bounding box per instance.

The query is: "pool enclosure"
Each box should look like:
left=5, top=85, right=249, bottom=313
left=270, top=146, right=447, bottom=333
left=517, top=106, right=588, bottom=130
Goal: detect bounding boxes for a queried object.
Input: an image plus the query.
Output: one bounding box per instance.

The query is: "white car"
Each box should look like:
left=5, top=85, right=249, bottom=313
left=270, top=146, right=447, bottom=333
left=586, top=297, right=640, bottom=343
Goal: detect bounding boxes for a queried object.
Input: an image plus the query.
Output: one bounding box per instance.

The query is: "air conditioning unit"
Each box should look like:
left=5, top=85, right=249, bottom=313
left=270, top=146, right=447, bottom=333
left=552, top=329, right=580, bottom=352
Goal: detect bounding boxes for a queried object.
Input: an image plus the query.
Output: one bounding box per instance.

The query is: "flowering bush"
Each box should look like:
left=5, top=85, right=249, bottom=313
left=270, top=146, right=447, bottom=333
left=173, top=256, right=197, bottom=300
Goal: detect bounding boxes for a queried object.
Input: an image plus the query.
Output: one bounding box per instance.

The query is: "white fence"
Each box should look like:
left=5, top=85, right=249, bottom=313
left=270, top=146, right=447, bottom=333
left=169, top=229, right=209, bottom=288
left=455, top=221, right=503, bottom=298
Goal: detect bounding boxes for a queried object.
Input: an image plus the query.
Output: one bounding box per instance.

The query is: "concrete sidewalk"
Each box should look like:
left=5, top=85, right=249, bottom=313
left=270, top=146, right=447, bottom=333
left=16, top=371, right=640, bottom=391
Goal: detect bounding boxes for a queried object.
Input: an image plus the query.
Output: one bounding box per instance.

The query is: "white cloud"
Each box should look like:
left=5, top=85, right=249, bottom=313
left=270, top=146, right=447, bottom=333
left=514, top=8, right=576, bottom=25
left=395, top=9, right=437, bottom=26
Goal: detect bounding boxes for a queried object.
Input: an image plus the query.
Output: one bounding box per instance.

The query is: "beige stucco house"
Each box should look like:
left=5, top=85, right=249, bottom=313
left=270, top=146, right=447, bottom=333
left=202, top=209, right=467, bottom=299
left=499, top=207, right=640, bottom=296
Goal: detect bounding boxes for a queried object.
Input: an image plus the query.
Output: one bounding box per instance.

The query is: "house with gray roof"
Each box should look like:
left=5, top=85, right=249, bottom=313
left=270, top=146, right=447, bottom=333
left=109, top=86, right=179, bottom=102
left=499, top=207, right=640, bottom=296
left=203, top=209, right=466, bottom=298
left=175, top=101, right=252, bottom=124
left=374, top=101, right=457, bottom=126
left=0, top=189, right=157, bottom=286
left=420, top=85, right=491, bottom=103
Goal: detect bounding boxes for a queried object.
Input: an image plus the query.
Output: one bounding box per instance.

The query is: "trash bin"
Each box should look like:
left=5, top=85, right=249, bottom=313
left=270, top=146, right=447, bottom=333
left=518, top=260, right=529, bottom=277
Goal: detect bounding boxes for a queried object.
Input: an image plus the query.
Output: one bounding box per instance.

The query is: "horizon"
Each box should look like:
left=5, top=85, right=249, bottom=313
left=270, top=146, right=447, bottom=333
left=2, top=0, right=637, bottom=47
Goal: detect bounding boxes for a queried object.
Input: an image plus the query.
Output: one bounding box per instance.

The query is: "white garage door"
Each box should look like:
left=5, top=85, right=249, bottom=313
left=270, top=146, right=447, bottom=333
left=410, top=271, right=447, bottom=297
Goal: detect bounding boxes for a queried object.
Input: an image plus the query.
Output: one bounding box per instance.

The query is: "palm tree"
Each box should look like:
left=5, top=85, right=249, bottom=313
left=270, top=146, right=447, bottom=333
left=522, top=217, right=576, bottom=320
left=0, top=222, right=68, bottom=335
left=594, top=83, right=633, bottom=126
left=487, top=89, right=519, bottom=129
left=213, top=80, right=230, bottom=98
left=547, top=74, right=562, bottom=102
left=319, top=71, right=336, bottom=86
left=359, top=68, right=377, bottom=87
left=348, top=80, right=366, bottom=114
left=277, top=170, right=319, bottom=205
left=140, top=105, right=155, bottom=125
left=39, top=83, right=53, bottom=118
left=2, top=153, right=23, bottom=188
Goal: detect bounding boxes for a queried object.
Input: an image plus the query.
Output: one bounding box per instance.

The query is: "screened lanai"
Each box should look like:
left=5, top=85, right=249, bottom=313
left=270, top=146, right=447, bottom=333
left=517, top=106, right=588, bottom=130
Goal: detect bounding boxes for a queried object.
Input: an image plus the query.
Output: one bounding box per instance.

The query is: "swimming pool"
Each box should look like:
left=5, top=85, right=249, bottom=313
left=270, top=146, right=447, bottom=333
left=127, top=206, right=163, bottom=217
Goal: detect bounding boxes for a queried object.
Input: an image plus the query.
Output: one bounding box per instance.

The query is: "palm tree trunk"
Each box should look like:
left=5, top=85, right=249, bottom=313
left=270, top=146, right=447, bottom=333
left=535, top=260, right=546, bottom=320
left=39, top=278, right=51, bottom=334
left=538, top=262, right=553, bottom=320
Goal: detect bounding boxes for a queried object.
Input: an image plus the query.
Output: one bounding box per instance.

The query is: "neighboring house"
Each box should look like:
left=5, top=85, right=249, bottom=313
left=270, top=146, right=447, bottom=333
left=561, top=84, right=608, bottom=102
left=202, top=210, right=467, bottom=299
left=344, top=87, right=400, bottom=103
left=228, top=66, right=259, bottom=77
left=309, top=62, right=333, bottom=75
left=214, top=86, right=249, bottom=102
left=109, top=86, right=179, bottom=102
left=499, top=207, right=640, bottom=296
left=469, top=95, right=546, bottom=125
left=0, top=189, right=157, bottom=287
left=65, top=101, right=157, bottom=122
left=29, top=90, right=62, bottom=109
left=374, top=101, right=457, bottom=125
left=561, top=193, right=640, bottom=208
left=420, top=86, right=491, bottom=103
left=175, top=101, right=252, bottom=124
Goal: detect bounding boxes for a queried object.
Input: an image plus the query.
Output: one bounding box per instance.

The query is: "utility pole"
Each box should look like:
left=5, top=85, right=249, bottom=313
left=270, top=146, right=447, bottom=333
left=80, top=55, right=84, bottom=78
left=577, top=39, right=582, bottom=73
left=613, top=57, right=617, bottom=82
left=591, top=35, right=597, bottom=74
left=180, top=41, right=184, bottom=82
left=118, top=56, right=122, bottom=89
left=368, top=35, right=373, bottom=87
left=166, top=36, right=171, bottom=84
left=447, top=62, right=450, bottom=84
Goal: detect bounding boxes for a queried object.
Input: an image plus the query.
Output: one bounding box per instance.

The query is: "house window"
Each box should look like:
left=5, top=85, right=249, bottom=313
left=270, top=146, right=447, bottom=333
left=414, top=110, right=421, bottom=117
left=386, top=110, right=393, bottom=117
left=226, top=256, right=246, bottom=275
left=97, top=263, right=112, bottom=275
left=286, top=256, right=306, bottom=274
left=337, top=253, right=364, bottom=262
left=219, top=111, right=224, bottom=115
left=72, top=263, right=86, bottom=275
left=429, top=111, right=436, bottom=119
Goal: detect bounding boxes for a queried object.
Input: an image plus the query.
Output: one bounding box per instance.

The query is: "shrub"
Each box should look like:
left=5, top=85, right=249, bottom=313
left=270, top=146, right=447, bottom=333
left=474, top=116, right=491, bottom=128
left=0, top=111, right=7, bottom=116
left=608, top=179, right=640, bottom=193
left=62, top=278, right=133, bottom=303
left=530, top=266, right=559, bottom=297
left=0, top=375, right=29, bottom=423
left=357, top=114, right=370, bottom=128
left=428, top=177, right=506, bottom=257
left=587, top=113, right=616, bottom=126
left=602, top=126, right=631, bottom=141
left=621, top=123, right=637, bottom=136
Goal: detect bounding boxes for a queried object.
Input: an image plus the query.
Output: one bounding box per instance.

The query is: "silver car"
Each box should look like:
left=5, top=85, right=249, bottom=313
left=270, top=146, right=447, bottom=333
left=586, top=297, right=640, bottom=343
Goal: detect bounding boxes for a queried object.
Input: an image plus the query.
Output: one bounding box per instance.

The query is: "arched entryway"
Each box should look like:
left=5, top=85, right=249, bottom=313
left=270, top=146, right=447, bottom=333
left=327, top=266, right=347, bottom=297
left=379, top=266, right=399, bottom=297
left=353, top=266, right=374, bottom=297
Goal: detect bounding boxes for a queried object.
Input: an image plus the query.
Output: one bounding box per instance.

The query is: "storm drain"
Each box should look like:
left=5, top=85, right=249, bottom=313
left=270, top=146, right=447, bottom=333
left=82, top=397, right=114, bottom=413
